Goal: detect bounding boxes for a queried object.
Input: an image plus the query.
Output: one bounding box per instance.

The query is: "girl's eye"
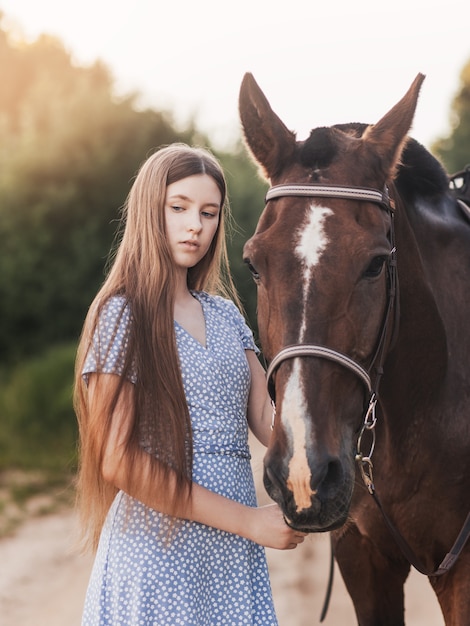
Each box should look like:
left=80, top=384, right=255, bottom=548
left=171, top=205, right=184, bottom=211
left=202, top=211, right=217, bottom=218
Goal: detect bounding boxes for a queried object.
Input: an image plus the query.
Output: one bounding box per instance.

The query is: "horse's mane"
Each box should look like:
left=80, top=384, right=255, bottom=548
left=303, top=122, right=449, bottom=206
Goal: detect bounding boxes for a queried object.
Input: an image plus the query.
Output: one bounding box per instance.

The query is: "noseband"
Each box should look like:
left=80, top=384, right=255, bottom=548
left=264, top=182, right=398, bottom=488
left=267, top=345, right=372, bottom=396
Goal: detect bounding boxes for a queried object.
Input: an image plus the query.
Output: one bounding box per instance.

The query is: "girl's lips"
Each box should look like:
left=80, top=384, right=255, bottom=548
left=180, top=240, right=200, bottom=249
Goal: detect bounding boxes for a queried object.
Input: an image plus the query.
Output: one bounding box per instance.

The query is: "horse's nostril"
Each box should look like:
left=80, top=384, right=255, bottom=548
left=264, top=465, right=275, bottom=488
left=326, top=458, right=342, bottom=484
left=311, top=457, right=343, bottom=497
left=263, top=462, right=287, bottom=497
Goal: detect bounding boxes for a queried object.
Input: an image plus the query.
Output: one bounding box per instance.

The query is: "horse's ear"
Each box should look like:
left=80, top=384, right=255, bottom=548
left=363, top=73, right=425, bottom=182
left=239, top=73, right=296, bottom=181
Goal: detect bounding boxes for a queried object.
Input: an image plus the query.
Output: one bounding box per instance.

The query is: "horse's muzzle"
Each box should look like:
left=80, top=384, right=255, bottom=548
left=263, top=455, right=354, bottom=533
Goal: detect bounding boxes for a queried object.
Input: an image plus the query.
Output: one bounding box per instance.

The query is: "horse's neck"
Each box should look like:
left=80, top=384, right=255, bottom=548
left=382, top=202, right=448, bottom=428
left=381, top=197, right=470, bottom=479
left=406, top=196, right=470, bottom=354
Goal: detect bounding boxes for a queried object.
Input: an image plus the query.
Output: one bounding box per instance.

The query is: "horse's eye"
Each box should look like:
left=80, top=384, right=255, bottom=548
left=244, top=258, right=260, bottom=282
left=363, top=255, right=387, bottom=279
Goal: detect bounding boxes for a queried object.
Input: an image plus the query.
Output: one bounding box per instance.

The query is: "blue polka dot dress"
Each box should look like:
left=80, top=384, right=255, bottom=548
left=81, top=292, right=278, bottom=625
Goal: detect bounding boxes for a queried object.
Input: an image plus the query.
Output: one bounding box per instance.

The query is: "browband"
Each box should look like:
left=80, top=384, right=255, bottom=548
left=265, top=184, right=392, bottom=211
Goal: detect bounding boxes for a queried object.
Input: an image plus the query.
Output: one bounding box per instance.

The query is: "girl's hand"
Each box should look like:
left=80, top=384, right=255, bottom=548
left=247, top=504, right=308, bottom=550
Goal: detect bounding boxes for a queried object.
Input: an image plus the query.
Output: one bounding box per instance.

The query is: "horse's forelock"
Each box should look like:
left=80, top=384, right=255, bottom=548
left=300, top=124, right=373, bottom=172
left=300, top=124, right=388, bottom=188
left=300, top=127, right=338, bottom=170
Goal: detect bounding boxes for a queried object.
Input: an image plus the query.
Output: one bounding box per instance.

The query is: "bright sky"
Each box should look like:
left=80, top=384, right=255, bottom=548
left=2, top=0, right=470, bottom=151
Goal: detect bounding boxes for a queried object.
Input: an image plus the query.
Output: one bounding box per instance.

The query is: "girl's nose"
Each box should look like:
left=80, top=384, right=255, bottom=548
left=187, top=211, right=202, bottom=233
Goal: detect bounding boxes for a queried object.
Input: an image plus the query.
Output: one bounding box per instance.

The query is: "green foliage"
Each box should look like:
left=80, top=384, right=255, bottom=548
left=0, top=343, right=77, bottom=471
left=217, top=143, right=268, bottom=337
left=0, top=24, right=195, bottom=365
left=432, top=58, right=470, bottom=174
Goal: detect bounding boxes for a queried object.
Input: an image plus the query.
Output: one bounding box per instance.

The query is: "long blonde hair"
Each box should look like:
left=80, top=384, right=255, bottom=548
left=74, top=144, right=239, bottom=551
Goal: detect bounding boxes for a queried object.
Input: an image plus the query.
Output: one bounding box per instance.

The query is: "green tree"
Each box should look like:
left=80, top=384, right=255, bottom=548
left=0, top=343, right=77, bottom=470
left=432, top=58, right=470, bottom=174
left=217, top=143, right=268, bottom=336
left=0, top=24, right=195, bottom=365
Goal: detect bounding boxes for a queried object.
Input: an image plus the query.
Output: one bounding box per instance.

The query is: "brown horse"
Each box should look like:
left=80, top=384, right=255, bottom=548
left=239, top=73, right=470, bottom=625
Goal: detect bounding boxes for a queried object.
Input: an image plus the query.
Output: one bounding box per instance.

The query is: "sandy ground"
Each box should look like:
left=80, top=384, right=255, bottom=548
left=0, top=440, right=445, bottom=625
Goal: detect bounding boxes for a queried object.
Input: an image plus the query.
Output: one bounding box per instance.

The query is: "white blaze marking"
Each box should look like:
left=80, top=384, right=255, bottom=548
left=296, top=204, right=333, bottom=270
left=283, top=360, right=314, bottom=511
left=295, top=204, right=333, bottom=340
left=282, top=203, right=332, bottom=512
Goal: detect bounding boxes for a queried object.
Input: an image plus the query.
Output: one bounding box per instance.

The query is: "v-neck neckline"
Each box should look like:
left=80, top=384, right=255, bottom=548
left=174, top=291, right=208, bottom=350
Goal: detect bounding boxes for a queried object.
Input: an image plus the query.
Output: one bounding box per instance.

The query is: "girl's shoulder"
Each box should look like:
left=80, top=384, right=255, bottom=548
left=192, top=290, right=240, bottom=319
left=83, top=294, right=136, bottom=384
left=99, top=294, right=131, bottom=320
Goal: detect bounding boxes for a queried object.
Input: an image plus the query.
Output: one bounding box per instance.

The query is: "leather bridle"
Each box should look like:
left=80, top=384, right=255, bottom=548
left=265, top=183, right=397, bottom=446
left=263, top=182, right=470, bottom=583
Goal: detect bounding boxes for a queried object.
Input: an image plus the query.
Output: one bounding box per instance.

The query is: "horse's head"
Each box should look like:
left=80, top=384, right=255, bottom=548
left=239, top=73, right=424, bottom=531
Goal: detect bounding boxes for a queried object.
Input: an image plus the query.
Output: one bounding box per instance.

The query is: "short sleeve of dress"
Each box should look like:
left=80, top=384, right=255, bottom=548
left=217, top=296, right=260, bottom=355
left=82, top=296, right=137, bottom=385
left=236, top=307, right=260, bottom=354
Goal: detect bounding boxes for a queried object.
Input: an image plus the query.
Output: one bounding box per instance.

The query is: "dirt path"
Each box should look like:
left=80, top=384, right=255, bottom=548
left=0, top=509, right=91, bottom=626
left=0, top=441, right=445, bottom=625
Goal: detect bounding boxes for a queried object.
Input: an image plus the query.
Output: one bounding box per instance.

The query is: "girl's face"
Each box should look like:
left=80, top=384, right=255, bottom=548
left=164, top=174, right=221, bottom=274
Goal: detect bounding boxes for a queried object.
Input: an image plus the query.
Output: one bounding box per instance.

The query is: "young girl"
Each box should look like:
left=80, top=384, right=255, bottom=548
left=74, top=144, right=305, bottom=625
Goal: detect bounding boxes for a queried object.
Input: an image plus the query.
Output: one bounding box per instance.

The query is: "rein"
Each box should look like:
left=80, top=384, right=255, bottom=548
left=263, top=182, right=470, bottom=615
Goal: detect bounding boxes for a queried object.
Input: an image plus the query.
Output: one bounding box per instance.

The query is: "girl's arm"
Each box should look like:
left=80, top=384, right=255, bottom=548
left=88, top=373, right=305, bottom=550
left=245, top=350, right=274, bottom=446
